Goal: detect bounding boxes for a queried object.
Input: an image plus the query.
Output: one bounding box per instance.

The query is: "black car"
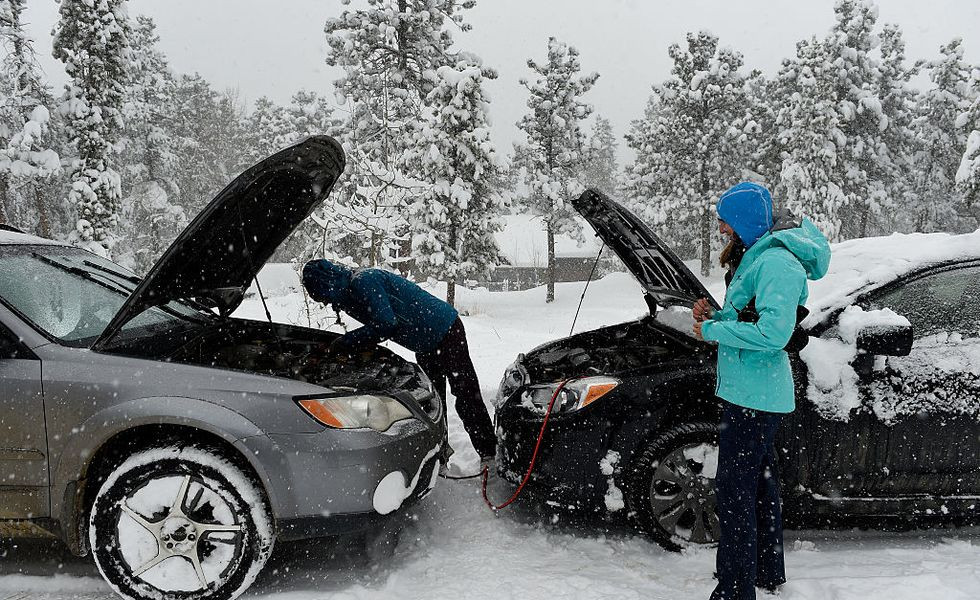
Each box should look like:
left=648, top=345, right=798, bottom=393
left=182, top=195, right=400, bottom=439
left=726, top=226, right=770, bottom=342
left=494, top=190, right=980, bottom=551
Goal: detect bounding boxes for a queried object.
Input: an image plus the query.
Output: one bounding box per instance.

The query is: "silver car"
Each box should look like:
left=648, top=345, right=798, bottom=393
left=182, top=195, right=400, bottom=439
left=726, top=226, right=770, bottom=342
left=0, top=136, right=446, bottom=600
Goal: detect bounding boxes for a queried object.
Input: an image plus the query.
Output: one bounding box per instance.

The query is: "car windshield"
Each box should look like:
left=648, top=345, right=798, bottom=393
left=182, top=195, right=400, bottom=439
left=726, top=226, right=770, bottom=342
left=0, top=245, right=213, bottom=348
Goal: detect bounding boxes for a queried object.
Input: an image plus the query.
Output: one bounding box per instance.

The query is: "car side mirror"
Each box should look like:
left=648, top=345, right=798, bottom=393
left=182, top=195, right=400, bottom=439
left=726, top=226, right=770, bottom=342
left=855, top=323, right=913, bottom=357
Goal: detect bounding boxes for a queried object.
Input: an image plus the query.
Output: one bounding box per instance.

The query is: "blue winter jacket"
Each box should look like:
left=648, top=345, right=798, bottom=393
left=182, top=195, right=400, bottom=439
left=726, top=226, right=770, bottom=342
left=701, top=184, right=831, bottom=413
left=302, top=260, right=458, bottom=354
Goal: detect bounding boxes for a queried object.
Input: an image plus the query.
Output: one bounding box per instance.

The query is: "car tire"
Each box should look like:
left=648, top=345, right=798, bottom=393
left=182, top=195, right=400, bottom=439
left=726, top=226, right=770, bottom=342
left=626, top=422, right=720, bottom=552
left=89, top=444, right=275, bottom=600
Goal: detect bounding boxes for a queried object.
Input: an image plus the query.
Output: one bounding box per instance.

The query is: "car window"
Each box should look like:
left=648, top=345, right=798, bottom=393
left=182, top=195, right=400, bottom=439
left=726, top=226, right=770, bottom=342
left=0, top=245, right=210, bottom=347
left=865, top=265, right=980, bottom=339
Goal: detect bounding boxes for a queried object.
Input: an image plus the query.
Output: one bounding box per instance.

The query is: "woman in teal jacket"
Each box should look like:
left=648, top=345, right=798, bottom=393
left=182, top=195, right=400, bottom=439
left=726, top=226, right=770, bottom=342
left=693, top=182, right=830, bottom=600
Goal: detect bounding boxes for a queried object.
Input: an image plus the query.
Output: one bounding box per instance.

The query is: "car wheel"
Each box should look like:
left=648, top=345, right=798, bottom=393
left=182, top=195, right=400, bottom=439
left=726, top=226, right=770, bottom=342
left=89, top=444, right=275, bottom=600
left=626, top=422, right=720, bottom=552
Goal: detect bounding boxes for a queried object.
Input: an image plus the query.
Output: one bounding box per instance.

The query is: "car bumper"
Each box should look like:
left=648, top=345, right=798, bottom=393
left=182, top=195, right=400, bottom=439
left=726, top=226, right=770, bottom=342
left=495, top=397, right=611, bottom=510
left=236, top=413, right=446, bottom=538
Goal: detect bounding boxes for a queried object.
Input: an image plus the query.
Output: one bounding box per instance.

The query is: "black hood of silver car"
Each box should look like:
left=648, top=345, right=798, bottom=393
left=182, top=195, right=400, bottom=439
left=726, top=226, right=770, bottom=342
left=94, top=135, right=345, bottom=349
left=572, top=189, right=718, bottom=310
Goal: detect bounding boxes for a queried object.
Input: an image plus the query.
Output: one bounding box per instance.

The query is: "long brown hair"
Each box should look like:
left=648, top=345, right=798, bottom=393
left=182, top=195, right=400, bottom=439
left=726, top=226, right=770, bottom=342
left=719, top=236, right=746, bottom=271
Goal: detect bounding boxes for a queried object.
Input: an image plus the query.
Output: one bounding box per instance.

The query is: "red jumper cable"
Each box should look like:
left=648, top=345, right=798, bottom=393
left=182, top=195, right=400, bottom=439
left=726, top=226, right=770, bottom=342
left=482, top=378, right=577, bottom=511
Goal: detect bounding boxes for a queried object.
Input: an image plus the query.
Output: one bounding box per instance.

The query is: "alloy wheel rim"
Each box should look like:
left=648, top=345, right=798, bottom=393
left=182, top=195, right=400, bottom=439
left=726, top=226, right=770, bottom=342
left=648, top=443, right=721, bottom=545
left=114, top=474, right=245, bottom=592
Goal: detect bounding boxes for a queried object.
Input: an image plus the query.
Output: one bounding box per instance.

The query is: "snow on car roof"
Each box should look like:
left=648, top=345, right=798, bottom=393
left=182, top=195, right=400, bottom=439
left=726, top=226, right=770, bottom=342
left=803, top=229, right=980, bottom=327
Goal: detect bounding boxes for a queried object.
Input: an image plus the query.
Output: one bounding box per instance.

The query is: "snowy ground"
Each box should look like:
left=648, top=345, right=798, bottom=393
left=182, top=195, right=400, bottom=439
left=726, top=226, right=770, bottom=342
left=2, top=268, right=979, bottom=600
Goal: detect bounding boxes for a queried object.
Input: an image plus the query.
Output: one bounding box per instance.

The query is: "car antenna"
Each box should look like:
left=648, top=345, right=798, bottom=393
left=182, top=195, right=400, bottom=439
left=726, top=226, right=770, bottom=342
left=569, top=243, right=605, bottom=337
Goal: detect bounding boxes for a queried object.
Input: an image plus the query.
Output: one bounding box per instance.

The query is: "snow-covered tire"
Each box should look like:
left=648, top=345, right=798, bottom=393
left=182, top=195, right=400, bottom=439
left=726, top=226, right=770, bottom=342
left=626, top=423, right=720, bottom=552
left=88, top=445, right=275, bottom=600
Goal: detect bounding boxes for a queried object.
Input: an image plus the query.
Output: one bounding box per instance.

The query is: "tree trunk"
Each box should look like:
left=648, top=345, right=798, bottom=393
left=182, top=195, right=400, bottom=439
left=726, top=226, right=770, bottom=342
left=546, top=224, right=556, bottom=303
left=0, top=175, right=9, bottom=226
left=700, top=206, right=712, bottom=277
left=447, top=280, right=456, bottom=307
left=34, top=184, right=50, bottom=238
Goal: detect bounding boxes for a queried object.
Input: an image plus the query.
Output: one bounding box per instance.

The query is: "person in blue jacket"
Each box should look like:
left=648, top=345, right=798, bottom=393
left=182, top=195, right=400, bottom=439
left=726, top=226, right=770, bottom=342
left=302, top=259, right=496, bottom=464
left=692, top=182, right=831, bottom=600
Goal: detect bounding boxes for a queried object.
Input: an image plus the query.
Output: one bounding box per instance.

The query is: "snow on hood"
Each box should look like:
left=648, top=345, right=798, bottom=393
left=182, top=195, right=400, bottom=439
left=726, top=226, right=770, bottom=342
left=803, top=229, right=980, bottom=328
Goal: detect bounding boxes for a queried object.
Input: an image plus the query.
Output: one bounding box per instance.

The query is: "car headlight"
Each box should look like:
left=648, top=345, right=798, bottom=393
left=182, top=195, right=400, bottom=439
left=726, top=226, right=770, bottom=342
left=495, top=356, right=528, bottom=408
left=296, top=394, right=414, bottom=432
left=520, top=376, right=620, bottom=415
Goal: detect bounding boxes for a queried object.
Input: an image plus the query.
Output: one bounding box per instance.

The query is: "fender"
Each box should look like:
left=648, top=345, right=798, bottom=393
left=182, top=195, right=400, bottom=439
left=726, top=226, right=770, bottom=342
left=51, top=396, right=282, bottom=544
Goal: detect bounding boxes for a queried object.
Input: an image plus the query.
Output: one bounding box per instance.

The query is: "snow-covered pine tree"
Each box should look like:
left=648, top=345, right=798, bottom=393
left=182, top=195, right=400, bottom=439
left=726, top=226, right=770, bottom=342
left=518, top=37, right=598, bottom=302
left=582, top=116, right=618, bottom=195
left=776, top=36, right=848, bottom=241
left=914, top=39, right=975, bottom=231
left=956, top=65, right=980, bottom=214
left=621, top=31, right=748, bottom=276
left=0, top=0, right=62, bottom=235
left=167, top=75, right=248, bottom=215
left=53, top=0, right=132, bottom=257
left=116, top=16, right=185, bottom=273
left=243, top=96, right=291, bottom=164
left=872, top=23, right=918, bottom=233
left=743, top=69, right=783, bottom=186
left=410, top=58, right=503, bottom=306
left=323, top=0, right=474, bottom=268
left=823, top=0, right=892, bottom=239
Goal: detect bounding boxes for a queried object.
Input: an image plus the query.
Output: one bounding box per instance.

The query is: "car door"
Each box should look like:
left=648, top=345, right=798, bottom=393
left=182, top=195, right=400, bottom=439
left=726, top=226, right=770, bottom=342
left=856, top=263, right=980, bottom=497
left=0, top=322, right=48, bottom=518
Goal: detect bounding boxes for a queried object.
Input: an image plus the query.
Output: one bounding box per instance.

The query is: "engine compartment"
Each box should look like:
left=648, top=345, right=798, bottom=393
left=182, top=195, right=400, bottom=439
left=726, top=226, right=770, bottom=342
left=168, top=319, right=430, bottom=395
left=522, top=315, right=700, bottom=383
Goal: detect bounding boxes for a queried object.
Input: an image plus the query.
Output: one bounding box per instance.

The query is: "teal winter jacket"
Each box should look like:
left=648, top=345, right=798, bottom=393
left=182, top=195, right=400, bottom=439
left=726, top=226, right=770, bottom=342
left=701, top=218, right=831, bottom=413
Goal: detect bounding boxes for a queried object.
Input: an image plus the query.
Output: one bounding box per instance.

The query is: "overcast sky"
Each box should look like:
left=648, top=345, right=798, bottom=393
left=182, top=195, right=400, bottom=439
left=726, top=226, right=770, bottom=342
left=21, top=0, right=980, bottom=160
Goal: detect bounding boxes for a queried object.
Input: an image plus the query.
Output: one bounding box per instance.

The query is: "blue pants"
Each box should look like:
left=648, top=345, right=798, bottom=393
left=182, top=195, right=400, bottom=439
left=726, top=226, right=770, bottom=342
left=710, top=402, right=786, bottom=600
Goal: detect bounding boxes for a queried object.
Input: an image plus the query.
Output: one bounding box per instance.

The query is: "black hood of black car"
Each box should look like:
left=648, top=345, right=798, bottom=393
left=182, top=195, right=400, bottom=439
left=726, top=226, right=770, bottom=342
left=572, top=189, right=719, bottom=310
left=94, top=135, right=345, bottom=350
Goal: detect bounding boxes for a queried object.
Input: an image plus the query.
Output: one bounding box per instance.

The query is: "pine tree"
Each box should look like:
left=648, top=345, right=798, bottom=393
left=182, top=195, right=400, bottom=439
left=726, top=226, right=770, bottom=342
left=115, top=16, right=185, bottom=273
left=518, top=37, right=598, bottom=302
left=53, top=0, right=132, bottom=256
left=243, top=96, right=291, bottom=164
left=823, top=0, right=893, bottom=238
left=324, top=0, right=474, bottom=268
left=621, top=31, right=748, bottom=276
left=167, top=75, right=247, bottom=215
left=871, top=23, right=918, bottom=234
left=956, top=65, right=980, bottom=213
left=0, top=0, right=63, bottom=235
left=776, top=37, right=849, bottom=241
left=582, top=116, right=618, bottom=195
left=410, top=58, right=504, bottom=306
left=908, top=40, right=972, bottom=231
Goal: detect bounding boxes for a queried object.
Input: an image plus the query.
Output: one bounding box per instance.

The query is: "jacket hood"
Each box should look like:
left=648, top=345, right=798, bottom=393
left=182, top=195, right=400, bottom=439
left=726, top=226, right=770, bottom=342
left=755, top=209, right=831, bottom=280
left=716, top=182, right=774, bottom=248
left=303, top=259, right=353, bottom=303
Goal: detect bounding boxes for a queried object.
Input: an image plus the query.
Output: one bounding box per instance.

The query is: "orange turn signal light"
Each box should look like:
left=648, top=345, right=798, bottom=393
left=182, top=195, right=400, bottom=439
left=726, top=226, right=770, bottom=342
left=581, top=382, right=618, bottom=407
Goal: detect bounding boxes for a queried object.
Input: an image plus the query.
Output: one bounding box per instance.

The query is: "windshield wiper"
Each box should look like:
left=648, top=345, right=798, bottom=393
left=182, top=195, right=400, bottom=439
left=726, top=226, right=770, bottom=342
left=32, top=252, right=134, bottom=297
left=81, top=258, right=216, bottom=321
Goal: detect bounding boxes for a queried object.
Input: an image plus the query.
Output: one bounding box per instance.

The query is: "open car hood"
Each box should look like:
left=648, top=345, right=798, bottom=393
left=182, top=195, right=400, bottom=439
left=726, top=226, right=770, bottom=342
left=572, top=189, right=719, bottom=310
left=94, top=135, right=345, bottom=350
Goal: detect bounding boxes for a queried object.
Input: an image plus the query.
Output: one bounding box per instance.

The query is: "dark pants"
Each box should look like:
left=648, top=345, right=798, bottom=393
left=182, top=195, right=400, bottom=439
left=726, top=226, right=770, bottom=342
left=415, top=317, right=496, bottom=459
left=710, top=402, right=786, bottom=600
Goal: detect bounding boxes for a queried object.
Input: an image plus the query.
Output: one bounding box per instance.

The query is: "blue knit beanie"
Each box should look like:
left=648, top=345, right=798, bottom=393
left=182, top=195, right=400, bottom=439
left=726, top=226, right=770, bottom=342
left=716, top=182, right=774, bottom=247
